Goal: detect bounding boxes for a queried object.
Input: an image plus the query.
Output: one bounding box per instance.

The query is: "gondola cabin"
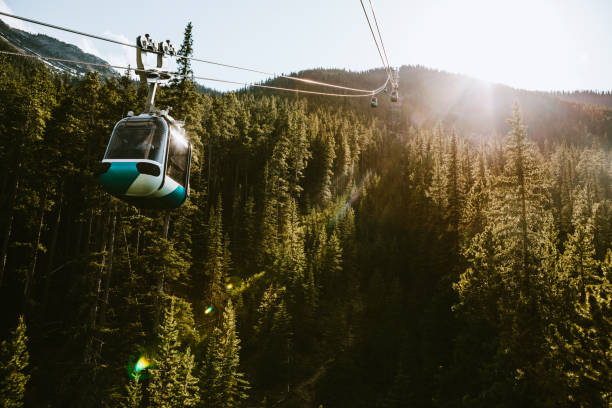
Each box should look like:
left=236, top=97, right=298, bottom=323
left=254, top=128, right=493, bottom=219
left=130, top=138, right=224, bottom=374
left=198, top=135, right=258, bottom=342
left=99, top=112, right=192, bottom=209
left=391, top=90, right=398, bottom=102
left=370, top=97, right=378, bottom=108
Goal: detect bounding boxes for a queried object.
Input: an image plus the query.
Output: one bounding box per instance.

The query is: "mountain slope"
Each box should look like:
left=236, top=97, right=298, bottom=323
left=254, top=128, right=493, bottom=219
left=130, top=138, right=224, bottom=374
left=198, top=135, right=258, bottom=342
left=1, top=19, right=609, bottom=147
left=554, top=90, right=612, bottom=108
left=263, top=66, right=612, bottom=147
left=0, top=18, right=116, bottom=77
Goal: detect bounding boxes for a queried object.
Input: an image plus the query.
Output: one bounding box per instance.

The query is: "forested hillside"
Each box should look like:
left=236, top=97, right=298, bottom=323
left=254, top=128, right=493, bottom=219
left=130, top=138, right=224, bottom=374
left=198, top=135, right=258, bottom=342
left=268, top=66, right=612, bottom=148
left=1, top=33, right=611, bottom=408
left=555, top=90, right=612, bottom=109
left=0, top=19, right=116, bottom=77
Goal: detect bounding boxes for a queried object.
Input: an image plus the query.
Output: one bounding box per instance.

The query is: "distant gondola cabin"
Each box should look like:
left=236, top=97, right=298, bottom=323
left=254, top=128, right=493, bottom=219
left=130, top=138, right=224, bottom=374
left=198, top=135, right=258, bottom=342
left=391, top=90, right=398, bottom=102
left=371, top=97, right=378, bottom=108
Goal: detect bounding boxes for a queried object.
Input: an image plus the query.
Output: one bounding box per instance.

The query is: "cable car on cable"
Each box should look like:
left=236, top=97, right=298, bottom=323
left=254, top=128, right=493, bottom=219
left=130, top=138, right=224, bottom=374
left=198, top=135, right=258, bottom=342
left=391, top=90, right=398, bottom=102
left=98, top=34, right=191, bottom=209
left=370, top=96, right=378, bottom=108
left=99, top=110, right=192, bottom=209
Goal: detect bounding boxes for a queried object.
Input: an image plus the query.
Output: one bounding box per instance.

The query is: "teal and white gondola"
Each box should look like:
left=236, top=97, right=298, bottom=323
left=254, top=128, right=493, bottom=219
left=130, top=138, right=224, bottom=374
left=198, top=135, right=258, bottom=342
left=99, top=34, right=192, bottom=209
left=99, top=111, right=192, bottom=209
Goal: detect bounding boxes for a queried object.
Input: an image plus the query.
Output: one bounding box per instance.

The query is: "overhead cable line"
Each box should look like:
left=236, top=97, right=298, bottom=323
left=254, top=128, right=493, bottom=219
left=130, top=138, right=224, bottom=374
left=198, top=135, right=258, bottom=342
left=0, top=11, right=137, bottom=49
left=368, top=0, right=392, bottom=79
left=0, top=49, right=133, bottom=71
left=0, top=11, right=384, bottom=94
left=192, top=74, right=389, bottom=97
left=358, top=0, right=392, bottom=80
left=0, top=49, right=389, bottom=97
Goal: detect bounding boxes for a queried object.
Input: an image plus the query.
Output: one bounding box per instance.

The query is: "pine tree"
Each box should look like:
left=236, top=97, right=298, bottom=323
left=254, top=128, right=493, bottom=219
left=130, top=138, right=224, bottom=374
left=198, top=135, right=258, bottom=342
left=0, top=316, right=29, bottom=408
left=461, top=148, right=489, bottom=239
left=446, top=129, right=461, bottom=232
left=551, top=189, right=612, bottom=405
left=259, top=164, right=280, bottom=269
left=200, top=300, right=249, bottom=407
left=559, top=187, right=600, bottom=297
left=177, top=22, right=194, bottom=84
left=253, top=285, right=292, bottom=388
left=120, top=378, right=142, bottom=408
left=204, top=197, right=227, bottom=322
left=455, top=103, right=563, bottom=404
left=149, top=297, right=200, bottom=407
left=427, top=124, right=447, bottom=208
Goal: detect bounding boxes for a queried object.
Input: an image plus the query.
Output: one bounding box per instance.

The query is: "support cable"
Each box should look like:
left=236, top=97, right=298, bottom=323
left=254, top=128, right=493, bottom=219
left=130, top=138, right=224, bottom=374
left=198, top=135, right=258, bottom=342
left=0, top=11, right=384, bottom=94
left=358, top=0, right=392, bottom=80
left=0, top=49, right=389, bottom=97
left=368, top=0, right=393, bottom=84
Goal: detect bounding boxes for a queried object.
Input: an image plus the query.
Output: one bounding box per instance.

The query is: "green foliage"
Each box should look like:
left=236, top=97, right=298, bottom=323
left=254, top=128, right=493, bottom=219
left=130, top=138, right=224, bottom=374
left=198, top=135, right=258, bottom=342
left=200, top=300, right=249, bottom=407
left=149, top=297, right=200, bottom=407
left=120, top=378, right=142, bottom=408
left=1, top=46, right=612, bottom=408
left=0, top=317, right=29, bottom=408
left=177, top=22, right=194, bottom=82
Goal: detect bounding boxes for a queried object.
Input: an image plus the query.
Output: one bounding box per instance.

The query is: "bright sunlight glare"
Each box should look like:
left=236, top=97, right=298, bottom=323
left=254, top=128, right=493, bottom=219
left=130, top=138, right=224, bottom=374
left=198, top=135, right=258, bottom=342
left=391, top=0, right=606, bottom=91
left=2, top=0, right=610, bottom=91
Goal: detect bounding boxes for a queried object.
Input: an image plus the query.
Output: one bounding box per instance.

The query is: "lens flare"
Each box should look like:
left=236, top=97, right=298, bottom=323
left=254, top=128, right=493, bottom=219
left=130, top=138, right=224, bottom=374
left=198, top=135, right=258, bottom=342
left=329, top=169, right=373, bottom=227
left=226, top=283, right=234, bottom=290
left=135, top=355, right=149, bottom=372
left=205, top=306, right=213, bottom=315
left=127, top=353, right=152, bottom=380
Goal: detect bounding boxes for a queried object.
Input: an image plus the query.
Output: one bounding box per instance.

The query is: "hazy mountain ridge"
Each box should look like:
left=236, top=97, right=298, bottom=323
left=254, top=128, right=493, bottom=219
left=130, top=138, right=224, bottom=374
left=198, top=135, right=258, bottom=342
left=553, top=90, right=612, bottom=108
left=0, top=18, right=116, bottom=77
left=1, top=21, right=609, bottom=147
left=267, top=65, right=612, bottom=147
left=398, top=66, right=612, bottom=145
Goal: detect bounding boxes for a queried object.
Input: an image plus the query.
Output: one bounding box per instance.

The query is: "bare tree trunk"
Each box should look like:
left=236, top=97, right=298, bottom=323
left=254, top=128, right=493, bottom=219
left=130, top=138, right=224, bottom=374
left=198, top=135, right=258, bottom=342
left=207, top=139, right=212, bottom=199
left=0, top=213, right=14, bottom=288
left=84, top=210, right=109, bottom=365
left=134, top=209, right=141, bottom=257
left=86, top=208, right=96, bottom=256
left=154, top=211, right=172, bottom=329
left=162, top=211, right=171, bottom=239
left=100, top=209, right=117, bottom=326
left=0, top=176, right=19, bottom=287
left=123, top=225, right=133, bottom=280
left=42, top=191, right=63, bottom=313
left=90, top=211, right=110, bottom=331
left=23, top=189, right=48, bottom=311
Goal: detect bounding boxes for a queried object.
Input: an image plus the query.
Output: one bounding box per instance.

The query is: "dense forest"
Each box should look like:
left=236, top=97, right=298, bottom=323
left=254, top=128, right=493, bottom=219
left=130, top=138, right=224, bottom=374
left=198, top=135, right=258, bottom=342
left=554, top=90, right=612, bottom=109
left=1, top=25, right=611, bottom=408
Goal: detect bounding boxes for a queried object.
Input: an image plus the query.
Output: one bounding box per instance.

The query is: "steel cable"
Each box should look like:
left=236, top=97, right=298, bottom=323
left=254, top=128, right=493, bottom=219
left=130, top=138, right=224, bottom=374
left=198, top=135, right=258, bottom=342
left=0, top=49, right=389, bottom=97
left=358, top=0, right=392, bottom=81
left=368, top=0, right=393, bottom=83
left=0, top=11, right=386, bottom=94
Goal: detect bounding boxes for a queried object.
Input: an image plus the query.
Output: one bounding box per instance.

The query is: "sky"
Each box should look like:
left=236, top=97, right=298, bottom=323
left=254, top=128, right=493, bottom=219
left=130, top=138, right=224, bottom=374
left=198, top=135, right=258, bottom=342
left=1, top=0, right=611, bottom=92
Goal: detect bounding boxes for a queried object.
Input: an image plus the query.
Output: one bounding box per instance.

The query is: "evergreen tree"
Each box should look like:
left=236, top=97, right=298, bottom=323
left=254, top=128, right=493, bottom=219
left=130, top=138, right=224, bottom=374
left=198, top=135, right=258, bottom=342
left=149, top=297, right=200, bottom=407
left=427, top=124, right=447, bottom=208
left=200, top=300, right=249, bottom=407
left=177, top=22, right=194, bottom=84
left=455, top=103, right=564, bottom=405
left=120, top=378, right=142, bottom=408
left=551, top=189, right=612, bottom=405
left=253, top=286, right=292, bottom=388
left=203, top=197, right=228, bottom=323
left=446, top=128, right=461, bottom=232
left=0, top=316, right=29, bottom=408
